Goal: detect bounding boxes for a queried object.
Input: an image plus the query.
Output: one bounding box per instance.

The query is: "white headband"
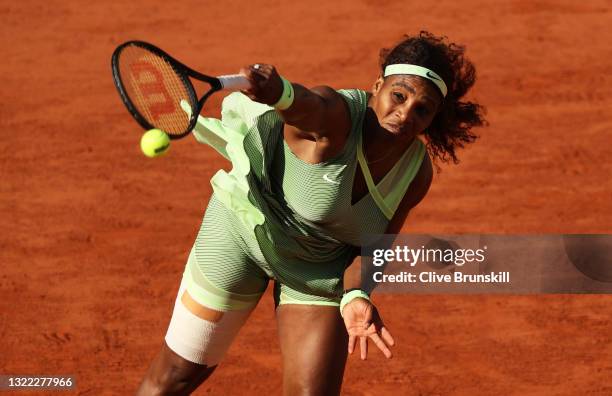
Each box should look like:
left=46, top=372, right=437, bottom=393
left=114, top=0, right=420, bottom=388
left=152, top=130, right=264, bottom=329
left=384, top=64, right=448, bottom=98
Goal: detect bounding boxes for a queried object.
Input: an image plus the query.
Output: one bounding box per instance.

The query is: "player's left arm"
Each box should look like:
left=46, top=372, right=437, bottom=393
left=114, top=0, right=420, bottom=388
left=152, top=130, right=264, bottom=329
left=341, top=154, right=433, bottom=359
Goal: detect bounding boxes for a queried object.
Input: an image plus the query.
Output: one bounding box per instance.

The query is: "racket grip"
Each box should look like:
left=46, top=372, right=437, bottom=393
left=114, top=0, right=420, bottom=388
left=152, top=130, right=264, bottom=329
left=218, top=74, right=251, bottom=90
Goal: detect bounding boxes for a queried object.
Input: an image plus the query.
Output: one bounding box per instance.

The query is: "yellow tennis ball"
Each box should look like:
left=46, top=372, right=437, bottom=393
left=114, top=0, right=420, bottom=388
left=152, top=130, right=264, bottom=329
left=140, top=129, right=170, bottom=158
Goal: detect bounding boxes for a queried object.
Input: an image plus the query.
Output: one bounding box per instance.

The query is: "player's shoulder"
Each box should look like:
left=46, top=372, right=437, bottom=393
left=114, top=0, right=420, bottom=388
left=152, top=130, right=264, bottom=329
left=309, top=87, right=368, bottom=108
left=335, top=88, right=368, bottom=104
left=316, top=87, right=368, bottom=121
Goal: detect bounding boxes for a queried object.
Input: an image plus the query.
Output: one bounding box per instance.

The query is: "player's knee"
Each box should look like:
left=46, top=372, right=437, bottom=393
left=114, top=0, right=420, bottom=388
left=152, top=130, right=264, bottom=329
left=137, top=373, right=180, bottom=396
left=285, top=380, right=339, bottom=396
left=138, top=359, right=216, bottom=396
left=163, top=365, right=213, bottom=395
left=137, top=375, right=176, bottom=396
left=284, top=367, right=343, bottom=396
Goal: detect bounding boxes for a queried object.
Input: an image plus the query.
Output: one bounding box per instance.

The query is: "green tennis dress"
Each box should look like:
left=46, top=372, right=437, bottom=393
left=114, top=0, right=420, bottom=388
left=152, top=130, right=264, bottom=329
left=180, top=89, right=425, bottom=310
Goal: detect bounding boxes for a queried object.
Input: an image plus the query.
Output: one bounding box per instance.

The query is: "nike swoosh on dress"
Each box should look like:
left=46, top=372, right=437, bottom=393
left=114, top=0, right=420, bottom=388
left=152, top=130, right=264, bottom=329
left=323, top=173, right=340, bottom=184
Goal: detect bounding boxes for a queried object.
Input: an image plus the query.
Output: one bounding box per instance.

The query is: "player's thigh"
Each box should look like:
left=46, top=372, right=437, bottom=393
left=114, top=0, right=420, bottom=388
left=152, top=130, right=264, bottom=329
left=166, top=196, right=270, bottom=363
left=276, top=302, right=348, bottom=396
left=140, top=260, right=266, bottom=394
left=165, top=264, right=264, bottom=364
left=141, top=196, right=270, bottom=393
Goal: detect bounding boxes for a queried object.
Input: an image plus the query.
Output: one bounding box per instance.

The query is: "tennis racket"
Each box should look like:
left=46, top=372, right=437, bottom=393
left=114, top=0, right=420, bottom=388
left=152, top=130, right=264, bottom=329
left=111, top=40, right=250, bottom=139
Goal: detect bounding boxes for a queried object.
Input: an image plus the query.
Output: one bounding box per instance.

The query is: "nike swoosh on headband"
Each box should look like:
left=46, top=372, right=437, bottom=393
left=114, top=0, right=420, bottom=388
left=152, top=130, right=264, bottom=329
left=426, top=71, right=441, bottom=81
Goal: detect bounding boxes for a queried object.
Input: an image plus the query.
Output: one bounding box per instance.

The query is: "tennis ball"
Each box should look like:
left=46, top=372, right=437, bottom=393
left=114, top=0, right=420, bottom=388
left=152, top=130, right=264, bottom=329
left=140, top=129, right=170, bottom=158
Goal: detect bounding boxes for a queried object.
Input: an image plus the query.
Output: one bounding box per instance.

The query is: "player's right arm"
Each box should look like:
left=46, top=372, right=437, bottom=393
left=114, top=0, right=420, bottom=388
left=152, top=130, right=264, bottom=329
left=239, top=64, right=351, bottom=144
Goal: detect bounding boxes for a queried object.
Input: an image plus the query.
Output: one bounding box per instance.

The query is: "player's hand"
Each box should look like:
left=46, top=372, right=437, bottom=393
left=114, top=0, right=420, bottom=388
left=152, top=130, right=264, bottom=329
left=342, top=298, right=395, bottom=360
left=239, top=64, right=284, bottom=106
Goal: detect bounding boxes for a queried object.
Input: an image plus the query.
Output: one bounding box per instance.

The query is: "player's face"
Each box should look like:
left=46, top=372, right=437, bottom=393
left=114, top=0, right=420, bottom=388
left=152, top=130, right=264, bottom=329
left=369, top=75, right=442, bottom=138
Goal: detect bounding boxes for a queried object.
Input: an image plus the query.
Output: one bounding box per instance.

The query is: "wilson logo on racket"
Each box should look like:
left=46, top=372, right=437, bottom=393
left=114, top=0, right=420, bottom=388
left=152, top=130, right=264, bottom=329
left=129, top=61, right=176, bottom=121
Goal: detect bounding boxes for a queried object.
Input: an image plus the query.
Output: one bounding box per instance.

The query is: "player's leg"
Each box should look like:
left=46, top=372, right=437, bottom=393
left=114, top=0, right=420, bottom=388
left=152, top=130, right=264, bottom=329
left=136, top=342, right=216, bottom=396
left=275, top=287, right=348, bottom=396
left=137, top=196, right=269, bottom=395
left=137, top=271, right=262, bottom=395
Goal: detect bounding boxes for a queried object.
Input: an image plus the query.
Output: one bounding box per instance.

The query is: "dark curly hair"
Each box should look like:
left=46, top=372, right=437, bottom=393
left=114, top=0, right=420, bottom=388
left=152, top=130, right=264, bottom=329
left=380, top=31, right=487, bottom=163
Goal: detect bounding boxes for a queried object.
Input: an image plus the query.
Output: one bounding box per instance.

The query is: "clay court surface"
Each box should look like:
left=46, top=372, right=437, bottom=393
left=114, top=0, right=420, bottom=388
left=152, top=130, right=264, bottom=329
left=2, top=1, right=612, bottom=394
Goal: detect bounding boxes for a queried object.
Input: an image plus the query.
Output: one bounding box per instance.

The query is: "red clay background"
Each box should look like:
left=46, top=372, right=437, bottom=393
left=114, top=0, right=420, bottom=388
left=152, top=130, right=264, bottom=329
left=1, top=1, right=611, bottom=395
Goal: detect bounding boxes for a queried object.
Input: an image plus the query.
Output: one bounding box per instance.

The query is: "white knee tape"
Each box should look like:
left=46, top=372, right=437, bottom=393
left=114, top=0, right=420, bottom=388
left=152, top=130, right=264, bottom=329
left=164, top=281, right=253, bottom=366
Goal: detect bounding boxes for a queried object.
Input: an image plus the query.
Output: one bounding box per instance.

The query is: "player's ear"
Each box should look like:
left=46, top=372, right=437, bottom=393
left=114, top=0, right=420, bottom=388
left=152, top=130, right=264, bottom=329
left=371, top=76, right=384, bottom=96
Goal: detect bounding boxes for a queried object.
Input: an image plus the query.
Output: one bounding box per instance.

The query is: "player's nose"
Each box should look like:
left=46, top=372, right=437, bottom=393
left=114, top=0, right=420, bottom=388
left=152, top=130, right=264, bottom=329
left=395, top=104, right=414, bottom=128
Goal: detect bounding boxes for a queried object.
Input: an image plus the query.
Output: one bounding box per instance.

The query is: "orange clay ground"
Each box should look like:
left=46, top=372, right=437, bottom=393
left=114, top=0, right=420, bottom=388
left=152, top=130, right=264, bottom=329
left=1, top=1, right=611, bottom=395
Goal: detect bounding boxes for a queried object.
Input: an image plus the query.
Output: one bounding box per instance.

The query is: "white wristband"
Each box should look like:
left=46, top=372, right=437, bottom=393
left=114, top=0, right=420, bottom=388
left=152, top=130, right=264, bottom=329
left=340, top=289, right=370, bottom=318
left=273, top=77, right=295, bottom=110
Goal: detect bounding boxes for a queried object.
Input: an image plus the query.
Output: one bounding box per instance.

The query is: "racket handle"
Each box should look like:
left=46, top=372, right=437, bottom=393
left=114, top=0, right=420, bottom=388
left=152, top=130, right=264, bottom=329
left=218, top=74, right=250, bottom=90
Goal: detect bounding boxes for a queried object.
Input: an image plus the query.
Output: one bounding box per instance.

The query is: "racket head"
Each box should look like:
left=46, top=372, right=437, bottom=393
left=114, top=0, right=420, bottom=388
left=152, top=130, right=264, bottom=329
left=111, top=41, right=201, bottom=139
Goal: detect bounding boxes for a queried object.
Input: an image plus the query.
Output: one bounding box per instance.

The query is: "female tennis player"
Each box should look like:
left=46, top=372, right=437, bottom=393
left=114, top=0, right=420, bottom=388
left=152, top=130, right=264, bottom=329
left=137, top=31, right=486, bottom=395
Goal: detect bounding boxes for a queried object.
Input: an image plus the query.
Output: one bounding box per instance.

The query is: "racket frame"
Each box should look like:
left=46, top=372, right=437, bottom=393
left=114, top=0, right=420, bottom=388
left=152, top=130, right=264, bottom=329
left=111, top=40, right=225, bottom=139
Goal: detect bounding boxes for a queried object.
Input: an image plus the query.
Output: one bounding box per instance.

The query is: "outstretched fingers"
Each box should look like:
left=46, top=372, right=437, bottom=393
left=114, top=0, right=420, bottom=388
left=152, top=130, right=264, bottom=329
left=348, top=334, right=356, bottom=354
left=343, top=300, right=395, bottom=360
left=369, top=332, right=392, bottom=358
left=360, top=336, right=368, bottom=360
left=380, top=326, right=395, bottom=347
left=354, top=333, right=391, bottom=360
left=360, top=323, right=395, bottom=359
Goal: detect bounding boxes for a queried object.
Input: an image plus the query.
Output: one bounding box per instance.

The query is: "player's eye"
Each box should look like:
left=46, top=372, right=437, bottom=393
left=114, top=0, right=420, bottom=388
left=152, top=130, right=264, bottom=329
left=392, top=92, right=405, bottom=102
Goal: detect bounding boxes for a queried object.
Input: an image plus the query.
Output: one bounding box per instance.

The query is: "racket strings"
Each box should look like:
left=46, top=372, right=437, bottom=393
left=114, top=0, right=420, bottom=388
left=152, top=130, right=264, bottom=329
left=118, top=45, right=195, bottom=135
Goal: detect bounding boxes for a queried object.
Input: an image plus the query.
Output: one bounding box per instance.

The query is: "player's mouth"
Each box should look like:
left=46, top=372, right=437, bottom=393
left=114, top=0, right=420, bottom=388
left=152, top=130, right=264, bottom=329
left=384, top=123, right=402, bottom=134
